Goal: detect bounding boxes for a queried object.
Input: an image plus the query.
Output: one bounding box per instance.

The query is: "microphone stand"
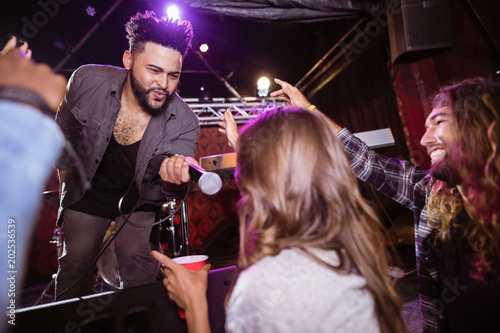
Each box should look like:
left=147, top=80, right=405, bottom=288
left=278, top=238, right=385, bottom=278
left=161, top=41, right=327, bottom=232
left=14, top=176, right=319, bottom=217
left=180, top=200, right=191, bottom=256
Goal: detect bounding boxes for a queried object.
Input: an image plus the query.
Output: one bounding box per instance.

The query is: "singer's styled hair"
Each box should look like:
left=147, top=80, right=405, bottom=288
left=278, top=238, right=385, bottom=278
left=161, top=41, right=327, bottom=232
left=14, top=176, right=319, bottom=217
left=125, top=10, right=193, bottom=57
left=234, top=107, right=404, bottom=333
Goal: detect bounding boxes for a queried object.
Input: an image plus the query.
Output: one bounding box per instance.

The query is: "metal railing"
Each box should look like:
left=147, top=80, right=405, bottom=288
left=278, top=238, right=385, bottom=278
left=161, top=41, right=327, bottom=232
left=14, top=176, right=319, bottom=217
left=184, top=96, right=286, bottom=126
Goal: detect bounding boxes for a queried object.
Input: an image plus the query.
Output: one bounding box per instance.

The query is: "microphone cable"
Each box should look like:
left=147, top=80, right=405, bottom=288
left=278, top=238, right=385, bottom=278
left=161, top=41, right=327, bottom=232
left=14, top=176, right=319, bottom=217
left=117, top=154, right=193, bottom=228
left=56, top=152, right=191, bottom=300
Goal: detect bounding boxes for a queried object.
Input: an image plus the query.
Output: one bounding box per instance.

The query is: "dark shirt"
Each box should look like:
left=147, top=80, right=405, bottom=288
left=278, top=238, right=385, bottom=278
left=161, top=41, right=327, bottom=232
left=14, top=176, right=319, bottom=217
left=436, top=211, right=500, bottom=333
left=69, top=135, right=147, bottom=218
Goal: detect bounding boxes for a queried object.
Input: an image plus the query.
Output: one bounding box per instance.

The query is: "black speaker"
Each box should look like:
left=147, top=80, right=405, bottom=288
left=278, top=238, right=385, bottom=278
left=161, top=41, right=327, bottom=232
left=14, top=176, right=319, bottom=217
left=12, top=265, right=237, bottom=333
left=387, top=0, right=454, bottom=64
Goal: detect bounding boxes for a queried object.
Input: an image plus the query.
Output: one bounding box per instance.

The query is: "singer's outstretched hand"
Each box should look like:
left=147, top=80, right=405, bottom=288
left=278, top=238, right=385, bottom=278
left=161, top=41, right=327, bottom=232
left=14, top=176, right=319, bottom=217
left=159, top=154, right=202, bottom=185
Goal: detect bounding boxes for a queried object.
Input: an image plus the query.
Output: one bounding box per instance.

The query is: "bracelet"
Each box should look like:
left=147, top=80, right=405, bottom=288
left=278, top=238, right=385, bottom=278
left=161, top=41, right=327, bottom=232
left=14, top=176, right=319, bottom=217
left=308, top=104, right=316, bottom=111
left=0, top=85, right=53, bottom=116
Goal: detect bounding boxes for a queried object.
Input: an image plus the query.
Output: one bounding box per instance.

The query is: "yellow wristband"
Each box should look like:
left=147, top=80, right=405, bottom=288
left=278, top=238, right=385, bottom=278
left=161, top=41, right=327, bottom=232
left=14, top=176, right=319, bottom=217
left=308, top=104, right=316, bottom=111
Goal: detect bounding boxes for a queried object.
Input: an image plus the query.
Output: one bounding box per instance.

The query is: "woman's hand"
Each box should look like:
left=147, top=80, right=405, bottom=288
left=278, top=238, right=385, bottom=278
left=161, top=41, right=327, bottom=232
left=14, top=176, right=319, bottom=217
left=218, top=108, right=239, bottom=149
left=151, top=251, right=210, bottom=311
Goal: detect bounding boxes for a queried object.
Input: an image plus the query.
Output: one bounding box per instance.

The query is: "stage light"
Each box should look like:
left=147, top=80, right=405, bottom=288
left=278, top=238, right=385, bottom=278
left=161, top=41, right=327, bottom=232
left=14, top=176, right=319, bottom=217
left=199, top=86, right=212, bottom=103
left=199, top=44, right=209, bottom=53
left=86, top=6, right=96, bottom=17
left=257, top=76, right=270, bottom=97
left=166, top=5, right=179, bottom=19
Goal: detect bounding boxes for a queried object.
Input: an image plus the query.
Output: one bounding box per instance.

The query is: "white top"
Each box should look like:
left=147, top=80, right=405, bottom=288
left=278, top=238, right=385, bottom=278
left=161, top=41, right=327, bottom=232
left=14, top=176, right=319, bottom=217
left=225, top=248, right=380, bottom=333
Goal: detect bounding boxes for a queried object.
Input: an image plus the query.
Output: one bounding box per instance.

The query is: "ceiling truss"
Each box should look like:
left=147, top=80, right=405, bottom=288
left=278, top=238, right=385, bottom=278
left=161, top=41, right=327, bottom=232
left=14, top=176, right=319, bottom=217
left=185, top=97, right=287, bottom=126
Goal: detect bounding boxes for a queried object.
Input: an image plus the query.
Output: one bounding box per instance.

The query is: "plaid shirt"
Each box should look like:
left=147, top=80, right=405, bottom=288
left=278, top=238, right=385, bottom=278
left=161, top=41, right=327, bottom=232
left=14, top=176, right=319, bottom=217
left=338, top=128, right=447, bottom=333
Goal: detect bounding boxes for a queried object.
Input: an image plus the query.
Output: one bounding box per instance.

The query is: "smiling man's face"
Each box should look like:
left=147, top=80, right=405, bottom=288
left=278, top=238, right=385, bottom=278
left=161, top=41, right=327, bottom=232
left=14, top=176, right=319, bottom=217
left=420, top=106, right=462, bottom=185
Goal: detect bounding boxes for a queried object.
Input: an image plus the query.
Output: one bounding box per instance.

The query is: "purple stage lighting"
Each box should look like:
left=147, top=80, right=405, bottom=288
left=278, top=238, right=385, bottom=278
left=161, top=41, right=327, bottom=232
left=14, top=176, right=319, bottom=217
left=86, top=6, right=96, bottom=17
left=166, top=5, right=179, bottom=19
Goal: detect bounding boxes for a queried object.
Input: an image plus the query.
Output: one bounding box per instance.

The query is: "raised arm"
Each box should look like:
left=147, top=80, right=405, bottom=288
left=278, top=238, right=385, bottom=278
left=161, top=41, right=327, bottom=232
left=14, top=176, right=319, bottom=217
left=270, top=78, right=426, bottom=208
left=218, top=78, right=345, bottom=149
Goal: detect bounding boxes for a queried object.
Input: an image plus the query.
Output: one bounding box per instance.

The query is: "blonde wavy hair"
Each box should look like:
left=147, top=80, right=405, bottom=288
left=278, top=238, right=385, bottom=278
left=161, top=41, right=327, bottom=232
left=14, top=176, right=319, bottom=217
left=234, top=107, right=404, bottom=333
left=427, top=77, right=500, bottom=281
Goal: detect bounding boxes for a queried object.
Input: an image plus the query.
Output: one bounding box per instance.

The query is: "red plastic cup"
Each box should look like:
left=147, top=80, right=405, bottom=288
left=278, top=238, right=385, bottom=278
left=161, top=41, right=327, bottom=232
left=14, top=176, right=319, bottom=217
left=172, top=255, right=209, bottom=318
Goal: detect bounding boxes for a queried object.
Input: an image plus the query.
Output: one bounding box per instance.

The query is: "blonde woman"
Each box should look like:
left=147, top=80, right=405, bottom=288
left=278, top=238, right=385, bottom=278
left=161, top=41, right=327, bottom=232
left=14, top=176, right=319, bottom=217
left=152, top=107, right=404, bottom=333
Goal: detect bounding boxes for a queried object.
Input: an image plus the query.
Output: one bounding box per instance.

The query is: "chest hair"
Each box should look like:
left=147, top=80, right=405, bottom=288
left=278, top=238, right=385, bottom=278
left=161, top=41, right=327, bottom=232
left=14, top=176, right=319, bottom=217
left=113, top=109, right=151, bottom=145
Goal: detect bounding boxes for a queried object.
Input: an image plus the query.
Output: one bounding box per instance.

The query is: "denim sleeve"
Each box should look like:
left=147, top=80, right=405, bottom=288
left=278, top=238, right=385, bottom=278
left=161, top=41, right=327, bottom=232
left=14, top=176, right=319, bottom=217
left=0, top=100, right=64, bottom=314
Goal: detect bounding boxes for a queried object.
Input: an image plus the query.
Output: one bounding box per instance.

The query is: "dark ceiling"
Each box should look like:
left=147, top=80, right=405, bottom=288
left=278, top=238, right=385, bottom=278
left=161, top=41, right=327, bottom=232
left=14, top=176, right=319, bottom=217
left=1, top=0, right=370, bottom=98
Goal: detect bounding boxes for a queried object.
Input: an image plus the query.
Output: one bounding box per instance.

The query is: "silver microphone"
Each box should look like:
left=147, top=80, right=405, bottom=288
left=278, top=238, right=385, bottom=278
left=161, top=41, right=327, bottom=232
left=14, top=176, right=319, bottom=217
left=187, top=162, right=222, bottom=195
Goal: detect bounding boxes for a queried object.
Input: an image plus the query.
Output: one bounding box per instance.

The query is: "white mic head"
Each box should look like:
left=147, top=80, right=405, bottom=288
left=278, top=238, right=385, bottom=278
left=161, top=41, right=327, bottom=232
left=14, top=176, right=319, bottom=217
left=198, top=172, right=222, bottom=195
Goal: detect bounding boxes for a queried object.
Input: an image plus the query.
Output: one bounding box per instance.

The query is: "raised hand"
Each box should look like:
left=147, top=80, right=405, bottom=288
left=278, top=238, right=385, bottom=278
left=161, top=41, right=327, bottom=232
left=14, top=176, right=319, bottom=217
left=218, top=108, right=238, bottom=149
left=0, top=37, right=66, bottom=112
left=1, top=36, right=32, bottom=60
left=270, top=78, right=312, bottom=109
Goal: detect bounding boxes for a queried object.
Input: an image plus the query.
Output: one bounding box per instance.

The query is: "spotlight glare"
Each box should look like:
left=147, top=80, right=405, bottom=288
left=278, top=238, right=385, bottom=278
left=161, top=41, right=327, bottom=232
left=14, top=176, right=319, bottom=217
left=257, top=76, right=271, bottom=97
left=199, top=44, right=209, bottom=53
left=166, top=5, right=179, bottom=19
left=257, top=77, right=270, bottom=90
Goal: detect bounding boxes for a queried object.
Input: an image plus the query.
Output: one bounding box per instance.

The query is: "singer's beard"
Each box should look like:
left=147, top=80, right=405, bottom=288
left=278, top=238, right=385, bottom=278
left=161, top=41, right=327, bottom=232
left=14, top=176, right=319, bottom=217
left=130, top=67, right=171, bottom=117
